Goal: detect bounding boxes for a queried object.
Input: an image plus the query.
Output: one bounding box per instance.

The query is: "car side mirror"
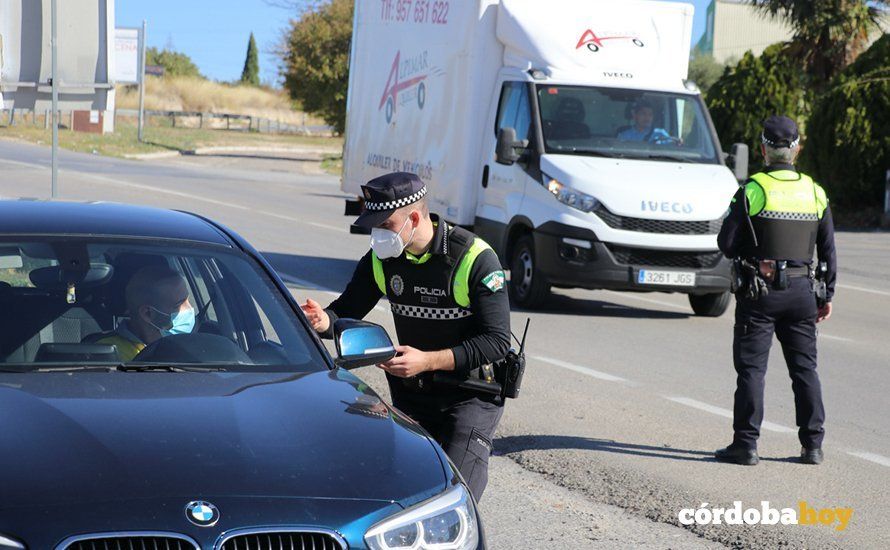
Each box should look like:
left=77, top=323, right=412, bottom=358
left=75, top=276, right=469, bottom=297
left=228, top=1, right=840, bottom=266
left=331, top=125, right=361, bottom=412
left=495, top=127, right=529, bottom=166
left=727, top=143, right=749, bottom=182
left=333, top=319, right=396, bottom=370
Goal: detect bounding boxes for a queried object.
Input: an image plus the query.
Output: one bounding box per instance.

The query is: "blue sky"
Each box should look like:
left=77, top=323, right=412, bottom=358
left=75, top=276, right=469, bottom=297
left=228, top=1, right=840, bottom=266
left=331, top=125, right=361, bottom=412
left=115, top=0, right=712, bottom=86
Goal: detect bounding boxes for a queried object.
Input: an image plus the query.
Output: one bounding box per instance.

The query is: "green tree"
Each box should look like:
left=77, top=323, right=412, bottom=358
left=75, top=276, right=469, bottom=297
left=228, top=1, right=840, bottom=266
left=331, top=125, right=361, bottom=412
left=241, top=32, right=261, bottom=86
left=706, top=43, right=810, bottom=171
left=750, top=0, right=887, bottom=86
left=145, top=47, right=203, bottom=78
left=280, top=0, right=353, bottom=134
left=687, top=51, right=726, bottom=95
left=800, top=34, right=890, bottom=209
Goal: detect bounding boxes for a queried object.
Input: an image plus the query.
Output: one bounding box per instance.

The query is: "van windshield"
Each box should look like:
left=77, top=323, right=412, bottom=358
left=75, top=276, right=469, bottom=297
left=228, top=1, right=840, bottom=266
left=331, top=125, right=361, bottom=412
left=536, top=85, right=721, bottom=164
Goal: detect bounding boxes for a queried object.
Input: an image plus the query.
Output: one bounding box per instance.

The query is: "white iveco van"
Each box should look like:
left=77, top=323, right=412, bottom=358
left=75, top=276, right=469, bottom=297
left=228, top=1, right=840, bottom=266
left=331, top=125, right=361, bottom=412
left=341, top=0, right=749, bottom=316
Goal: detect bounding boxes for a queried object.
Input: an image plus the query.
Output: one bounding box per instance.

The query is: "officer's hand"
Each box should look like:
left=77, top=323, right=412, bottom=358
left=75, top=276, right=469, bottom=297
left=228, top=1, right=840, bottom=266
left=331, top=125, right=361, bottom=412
left=378, top=345, right=432, bottom=378
left=817, top=302, right=832, bottom=323
left=300, top=298, right=330, bottom=333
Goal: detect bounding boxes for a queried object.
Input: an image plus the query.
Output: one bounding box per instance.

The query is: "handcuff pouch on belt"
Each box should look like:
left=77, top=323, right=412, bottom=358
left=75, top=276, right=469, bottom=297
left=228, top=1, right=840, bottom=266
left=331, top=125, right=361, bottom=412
left=731, top=258, right=770, bottom=301
left=813, top=261, right=829, bottom=307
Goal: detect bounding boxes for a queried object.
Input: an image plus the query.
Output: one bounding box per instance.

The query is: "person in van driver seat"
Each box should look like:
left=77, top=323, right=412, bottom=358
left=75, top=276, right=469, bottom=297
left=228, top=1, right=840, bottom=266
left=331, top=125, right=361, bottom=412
left=617, top=99, right=675, bottom=144
left=96, top=266, right=195, bottom=361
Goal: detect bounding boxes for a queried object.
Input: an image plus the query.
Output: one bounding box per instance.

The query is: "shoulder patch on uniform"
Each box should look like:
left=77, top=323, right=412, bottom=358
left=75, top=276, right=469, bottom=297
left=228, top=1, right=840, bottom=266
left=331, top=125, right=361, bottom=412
left=482, top=270, right=505, bottom=292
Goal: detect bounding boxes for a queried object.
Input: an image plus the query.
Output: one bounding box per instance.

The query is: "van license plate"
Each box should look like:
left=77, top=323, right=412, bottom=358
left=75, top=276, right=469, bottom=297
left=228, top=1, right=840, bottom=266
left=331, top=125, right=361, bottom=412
left=638, top=269, right=696, bottom=286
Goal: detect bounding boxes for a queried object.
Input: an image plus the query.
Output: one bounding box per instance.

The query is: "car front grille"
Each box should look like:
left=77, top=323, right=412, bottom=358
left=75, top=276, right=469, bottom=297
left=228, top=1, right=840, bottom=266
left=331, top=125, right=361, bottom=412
left=220, top=532, right=344, bottom=550
left=62, top=536, right=198, bottom=550
left=607, top=245, right=724, bottom=269
left=593, top=204, right=724, bottom=235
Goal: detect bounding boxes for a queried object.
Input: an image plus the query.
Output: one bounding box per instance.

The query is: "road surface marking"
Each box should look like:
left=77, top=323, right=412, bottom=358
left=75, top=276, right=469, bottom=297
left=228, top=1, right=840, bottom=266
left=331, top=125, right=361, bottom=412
left=819, top=333, right=853, bottom=342
left=845, top=450, right=890, bottom=468
left=280, top=274, right=387, bottom=313
left=837, top=283, right=890, bottom=298
left=532, top=355, right=628, bottom=383
left=602, top=290, right=689, bottom=312
left=664, top=396, right=795, bottom=433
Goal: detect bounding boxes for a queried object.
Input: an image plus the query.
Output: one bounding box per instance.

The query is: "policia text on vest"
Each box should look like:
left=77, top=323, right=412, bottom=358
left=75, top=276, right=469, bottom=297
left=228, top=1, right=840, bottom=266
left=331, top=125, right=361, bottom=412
left=716, top=156, right=837, bottom=466
left=300, top=172, right=513, bottom=500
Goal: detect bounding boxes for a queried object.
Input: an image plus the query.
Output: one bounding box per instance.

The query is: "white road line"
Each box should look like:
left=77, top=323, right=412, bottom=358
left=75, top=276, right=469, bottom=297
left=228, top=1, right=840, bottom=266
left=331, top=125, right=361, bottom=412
left=837, top=283, right=890, bottom=298
left=279, top=274, right=387, bottom=313
left=819, top=333, right=853, bottom=342
left=532, top=355, right=628, bottom=383
left=664, top=396, right=796, bottom=433
left=601, top=290, right=689, bottom=312
left=845, top=450, right=890, bottom=468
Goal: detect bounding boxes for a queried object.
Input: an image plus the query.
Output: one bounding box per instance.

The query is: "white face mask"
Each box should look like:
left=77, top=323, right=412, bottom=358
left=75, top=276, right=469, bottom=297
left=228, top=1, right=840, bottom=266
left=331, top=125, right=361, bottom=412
left=370, top=217, right=415, bottom=259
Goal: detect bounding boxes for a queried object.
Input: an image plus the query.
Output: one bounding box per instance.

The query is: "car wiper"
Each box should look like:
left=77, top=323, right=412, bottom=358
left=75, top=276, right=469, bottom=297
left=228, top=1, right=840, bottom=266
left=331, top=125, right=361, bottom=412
left=568, top=148, right=626, bottom=158
left=117, top=363, right=228, bottom=372
left=646, top=153, right=695, bottom=163
left=0, top=364, right=117, bottom=373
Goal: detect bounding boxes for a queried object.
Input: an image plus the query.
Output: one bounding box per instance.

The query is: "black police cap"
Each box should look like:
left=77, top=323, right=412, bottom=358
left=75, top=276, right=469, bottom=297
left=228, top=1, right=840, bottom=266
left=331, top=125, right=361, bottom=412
left=761, top=115, right=800, bottom=148
left=354, top=172, right=428, bottom=229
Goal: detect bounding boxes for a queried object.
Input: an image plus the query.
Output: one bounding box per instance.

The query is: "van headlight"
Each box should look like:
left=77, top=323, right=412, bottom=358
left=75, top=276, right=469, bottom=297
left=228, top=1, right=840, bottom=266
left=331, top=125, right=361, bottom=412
left=364, top=484, right=479, bottom=550
left=544, top=175, right=600, bottom=212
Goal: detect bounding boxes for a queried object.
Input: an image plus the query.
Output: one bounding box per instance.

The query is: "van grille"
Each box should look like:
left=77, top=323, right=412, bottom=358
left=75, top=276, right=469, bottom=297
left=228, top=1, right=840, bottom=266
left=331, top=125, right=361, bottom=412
left=63, top=536, right=197, bottom=550
left=220, top=532, right=343, bottom=550
left=594, top=205, right=723, bottom=235
left=607, top=245, right=724, bottom=269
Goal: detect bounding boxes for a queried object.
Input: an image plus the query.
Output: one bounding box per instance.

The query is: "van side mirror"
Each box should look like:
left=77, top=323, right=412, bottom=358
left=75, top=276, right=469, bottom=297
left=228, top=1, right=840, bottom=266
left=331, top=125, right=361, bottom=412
left=333, top=319, right=396, bottom=370
left=727, top=143, right=749, bottom=182
left=496, top=127, right=529, bottom=165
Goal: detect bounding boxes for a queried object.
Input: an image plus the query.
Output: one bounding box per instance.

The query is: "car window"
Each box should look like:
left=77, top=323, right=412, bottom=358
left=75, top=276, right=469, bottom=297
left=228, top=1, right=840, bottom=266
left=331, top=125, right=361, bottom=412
left=0, top=239, right=326, bottom=372
left=495, top=81, right=531, bottom=141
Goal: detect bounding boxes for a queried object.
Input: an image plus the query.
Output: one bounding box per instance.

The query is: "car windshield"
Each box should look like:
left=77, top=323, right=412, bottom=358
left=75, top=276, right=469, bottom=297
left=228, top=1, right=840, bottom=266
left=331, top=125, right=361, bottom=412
left=536, top=85, right=720, bottom=164
left=0, top=239, right=326, bottom=372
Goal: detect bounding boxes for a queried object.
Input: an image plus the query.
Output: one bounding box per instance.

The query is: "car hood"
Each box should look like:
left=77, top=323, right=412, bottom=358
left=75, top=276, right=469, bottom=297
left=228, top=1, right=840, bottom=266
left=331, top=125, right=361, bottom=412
left=540, top=154, right=738, bottom=220
left=0, top=370, right=448, bottom=509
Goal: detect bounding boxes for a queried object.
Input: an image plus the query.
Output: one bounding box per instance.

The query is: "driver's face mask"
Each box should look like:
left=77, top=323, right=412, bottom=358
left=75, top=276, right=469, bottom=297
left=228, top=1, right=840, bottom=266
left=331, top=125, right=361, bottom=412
left=148, top=305, right=196, bottom=337
left=370, top=216, right=415, bottom=260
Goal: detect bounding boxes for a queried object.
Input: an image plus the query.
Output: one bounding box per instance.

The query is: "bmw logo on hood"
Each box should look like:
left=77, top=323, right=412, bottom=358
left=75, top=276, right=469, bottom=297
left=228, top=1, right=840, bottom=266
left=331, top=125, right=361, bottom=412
left=185, top=500, right=220, bottom=527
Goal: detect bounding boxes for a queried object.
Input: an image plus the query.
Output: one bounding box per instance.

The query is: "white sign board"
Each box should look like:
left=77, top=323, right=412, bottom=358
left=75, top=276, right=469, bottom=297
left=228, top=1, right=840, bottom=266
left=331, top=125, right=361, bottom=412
left=114, top=27, right=141, bottom=84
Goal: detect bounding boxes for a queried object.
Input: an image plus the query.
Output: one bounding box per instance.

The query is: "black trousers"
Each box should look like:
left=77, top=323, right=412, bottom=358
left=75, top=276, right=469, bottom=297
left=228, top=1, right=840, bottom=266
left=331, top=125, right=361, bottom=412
left=732, top=277, right=825, bottom=450
left=392, top=388, right=503, bottom=501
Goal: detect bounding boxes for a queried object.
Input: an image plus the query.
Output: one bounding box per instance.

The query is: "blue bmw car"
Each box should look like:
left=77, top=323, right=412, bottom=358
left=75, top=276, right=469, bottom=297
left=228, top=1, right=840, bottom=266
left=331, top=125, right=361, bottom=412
left=0, top=201, right=484, bottom=550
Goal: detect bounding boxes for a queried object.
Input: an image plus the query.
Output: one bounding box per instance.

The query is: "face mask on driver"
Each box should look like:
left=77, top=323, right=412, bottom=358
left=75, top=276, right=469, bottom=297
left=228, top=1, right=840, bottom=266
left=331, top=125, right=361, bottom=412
left=370, top=217, right=415, bottom=259
left=148, top=305, right=196, bottom=337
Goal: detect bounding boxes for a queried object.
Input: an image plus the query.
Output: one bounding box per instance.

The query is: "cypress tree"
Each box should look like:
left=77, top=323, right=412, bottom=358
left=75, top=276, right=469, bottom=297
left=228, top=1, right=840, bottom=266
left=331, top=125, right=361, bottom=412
left=240, top=32, right=260, bottom=86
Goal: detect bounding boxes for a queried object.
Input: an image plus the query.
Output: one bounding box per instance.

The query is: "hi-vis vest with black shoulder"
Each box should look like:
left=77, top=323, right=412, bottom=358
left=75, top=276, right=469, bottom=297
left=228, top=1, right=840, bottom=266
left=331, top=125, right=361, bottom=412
left=743, top=170, right=828, bottom=262
left=370, top=224, right=492, bottom=358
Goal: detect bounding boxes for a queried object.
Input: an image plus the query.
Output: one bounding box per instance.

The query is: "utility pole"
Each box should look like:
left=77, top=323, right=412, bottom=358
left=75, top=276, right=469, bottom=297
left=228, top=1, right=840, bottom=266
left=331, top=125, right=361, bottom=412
left=51, top=0, right=59, bottom=197
left=138, top=20, right=147, bottom=143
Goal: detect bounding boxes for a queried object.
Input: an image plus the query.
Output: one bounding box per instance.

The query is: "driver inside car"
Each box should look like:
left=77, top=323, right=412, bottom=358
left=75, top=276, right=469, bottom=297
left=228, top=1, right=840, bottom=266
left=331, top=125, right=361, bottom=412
left=617, top=100, right=675, bottom=144
left=97, top=266, right=195, bottom=361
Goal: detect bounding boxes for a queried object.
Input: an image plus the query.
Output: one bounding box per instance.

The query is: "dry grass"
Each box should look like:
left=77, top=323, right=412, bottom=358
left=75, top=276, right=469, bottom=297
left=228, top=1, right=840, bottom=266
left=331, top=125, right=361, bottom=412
left=115, top=76, right=326, bottom=126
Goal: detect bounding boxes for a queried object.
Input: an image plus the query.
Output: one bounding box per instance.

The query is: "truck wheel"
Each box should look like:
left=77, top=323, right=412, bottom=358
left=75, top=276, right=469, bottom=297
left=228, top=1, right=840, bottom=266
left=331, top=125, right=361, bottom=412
left=688, top=291, right=731, bottom=317
left=509, top=235, right=550, bottom=309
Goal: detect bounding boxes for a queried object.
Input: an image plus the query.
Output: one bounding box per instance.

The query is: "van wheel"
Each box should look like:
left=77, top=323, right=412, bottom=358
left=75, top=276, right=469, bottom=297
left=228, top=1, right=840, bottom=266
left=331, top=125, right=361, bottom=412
left=688, top=291, right=731, bottom=317
left=509, top=235, right=550, bottom=309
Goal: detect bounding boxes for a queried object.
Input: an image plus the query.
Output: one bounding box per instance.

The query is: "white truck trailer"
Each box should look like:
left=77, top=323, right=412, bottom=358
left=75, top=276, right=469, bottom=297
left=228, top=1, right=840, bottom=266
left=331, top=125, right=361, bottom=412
left=342, top=0, right=749, bottom=315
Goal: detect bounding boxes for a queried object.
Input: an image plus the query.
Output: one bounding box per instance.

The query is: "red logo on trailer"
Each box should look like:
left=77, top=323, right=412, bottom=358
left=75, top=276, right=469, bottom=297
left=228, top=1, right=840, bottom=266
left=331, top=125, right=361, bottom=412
left=576, top=29, right=645, bottom=52
left=379, top=50, right=428, bottom=124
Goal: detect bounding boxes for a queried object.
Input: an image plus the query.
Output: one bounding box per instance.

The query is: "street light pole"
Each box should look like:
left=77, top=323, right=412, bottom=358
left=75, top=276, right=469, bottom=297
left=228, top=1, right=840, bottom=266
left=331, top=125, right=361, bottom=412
left=137, top=20, right=147, bottom=143
left=51, top=0, right=59, bottom=197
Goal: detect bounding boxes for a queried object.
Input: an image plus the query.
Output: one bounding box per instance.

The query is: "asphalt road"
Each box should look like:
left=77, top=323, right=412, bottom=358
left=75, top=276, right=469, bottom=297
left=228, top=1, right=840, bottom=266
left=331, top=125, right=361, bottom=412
left=2, top=140, right=888, bottom=549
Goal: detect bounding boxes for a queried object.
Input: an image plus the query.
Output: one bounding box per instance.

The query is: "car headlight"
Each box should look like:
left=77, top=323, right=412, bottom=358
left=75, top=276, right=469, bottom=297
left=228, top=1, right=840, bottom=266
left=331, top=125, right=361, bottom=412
left=0, top=533, right=25, bottom=550
left=544, top=175, right=599, bottom=213
left=365, top=484, right=479, bottom=550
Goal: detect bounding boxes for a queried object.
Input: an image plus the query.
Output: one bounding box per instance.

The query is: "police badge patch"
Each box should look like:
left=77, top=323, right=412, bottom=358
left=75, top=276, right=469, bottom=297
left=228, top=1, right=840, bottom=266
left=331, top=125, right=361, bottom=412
left=482, top=271, right=505, bottom=292
left=390, top=274, right=404, bottom=296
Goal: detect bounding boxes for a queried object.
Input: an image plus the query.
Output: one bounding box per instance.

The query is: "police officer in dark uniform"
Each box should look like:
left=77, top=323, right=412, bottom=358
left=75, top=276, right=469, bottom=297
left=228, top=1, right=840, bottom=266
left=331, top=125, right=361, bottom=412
left=715, top=116, right=836, bottom=466
left=301, top=172, right=511, bottom=499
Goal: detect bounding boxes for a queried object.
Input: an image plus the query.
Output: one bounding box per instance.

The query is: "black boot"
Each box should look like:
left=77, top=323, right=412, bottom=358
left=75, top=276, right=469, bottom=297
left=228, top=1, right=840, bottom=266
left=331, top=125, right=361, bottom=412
left=715, top=444, right=759, bottom=466
left=800, top=447, right=824, bottom=465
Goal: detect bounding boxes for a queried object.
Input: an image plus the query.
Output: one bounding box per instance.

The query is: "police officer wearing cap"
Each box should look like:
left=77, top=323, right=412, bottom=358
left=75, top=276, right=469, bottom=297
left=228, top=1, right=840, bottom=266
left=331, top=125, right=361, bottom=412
left=301, top=172, right=511, bottom=499
left=715, top=116, right=837, bottom=466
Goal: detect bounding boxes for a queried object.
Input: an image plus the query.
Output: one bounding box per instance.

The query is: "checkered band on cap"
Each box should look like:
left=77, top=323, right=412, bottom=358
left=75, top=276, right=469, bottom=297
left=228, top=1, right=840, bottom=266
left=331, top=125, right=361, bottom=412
left=758, top=210, right=819, bottom=221
left=761, top=132, right=800, bottom=149
left=365, top=186, right=428, bottom=211
left=390, top=303, right=473, bottom=320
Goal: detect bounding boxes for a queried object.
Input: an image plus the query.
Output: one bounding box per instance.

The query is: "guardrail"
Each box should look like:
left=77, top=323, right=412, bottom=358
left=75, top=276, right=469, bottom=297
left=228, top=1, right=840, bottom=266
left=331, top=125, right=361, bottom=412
left=0, top=108, right=334, bottom=136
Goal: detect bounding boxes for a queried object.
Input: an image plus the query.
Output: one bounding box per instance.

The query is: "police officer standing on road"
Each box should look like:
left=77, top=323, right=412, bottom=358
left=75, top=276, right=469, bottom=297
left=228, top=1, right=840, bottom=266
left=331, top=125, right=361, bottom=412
left=715, top=116, right=837, bottom=466
left=301, top=172, right=511, bottom=499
